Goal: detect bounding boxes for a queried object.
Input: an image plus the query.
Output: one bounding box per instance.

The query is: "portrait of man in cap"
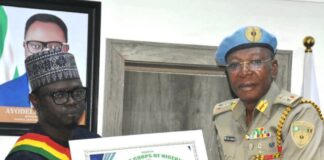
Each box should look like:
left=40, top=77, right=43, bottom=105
left=5, top=49, right=100, bottom=160
left=0, top=6, right=88, bottom=126
left=0, top=13, right=69, bottom=108
left=213, top=26, right=323, bottom=159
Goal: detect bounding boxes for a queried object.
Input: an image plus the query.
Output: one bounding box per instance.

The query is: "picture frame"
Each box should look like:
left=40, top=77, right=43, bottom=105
left=0, top=0, right=101, bottom=135
left=70, top=130, right=208, bottom=160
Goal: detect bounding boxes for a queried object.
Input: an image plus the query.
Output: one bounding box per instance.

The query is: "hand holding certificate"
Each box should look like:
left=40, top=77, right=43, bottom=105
left=70, top=130, right=208, bottom=160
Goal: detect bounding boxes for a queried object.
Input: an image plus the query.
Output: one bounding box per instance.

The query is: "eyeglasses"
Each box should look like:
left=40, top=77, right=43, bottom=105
left=43, top=87, right=87, bottom=105
left=25, top=41, right=68, bottom=54
left=226, top=58, right=273, bottom=73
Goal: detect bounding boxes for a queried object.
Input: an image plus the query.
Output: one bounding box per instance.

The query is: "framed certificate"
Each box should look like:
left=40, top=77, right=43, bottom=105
left=70, top=130, right=208, bottom=160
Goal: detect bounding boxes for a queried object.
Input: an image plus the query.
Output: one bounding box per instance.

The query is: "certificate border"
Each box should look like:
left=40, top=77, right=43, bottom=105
left=85, top=141, right=199, bottom=160
left=70, top=130, right=208, bottom=160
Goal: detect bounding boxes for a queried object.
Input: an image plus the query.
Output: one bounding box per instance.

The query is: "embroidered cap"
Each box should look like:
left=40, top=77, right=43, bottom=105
left=25, top=48, right=80, bottom=91
left=215, top=26, right=277, bottom=66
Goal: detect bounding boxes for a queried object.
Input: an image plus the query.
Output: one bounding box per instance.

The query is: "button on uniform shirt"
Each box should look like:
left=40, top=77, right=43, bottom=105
left=213, top=82, right=324, bottom=160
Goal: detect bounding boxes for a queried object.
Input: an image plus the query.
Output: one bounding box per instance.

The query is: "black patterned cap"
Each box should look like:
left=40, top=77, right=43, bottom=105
left=25, top=48, right=80, bottom=91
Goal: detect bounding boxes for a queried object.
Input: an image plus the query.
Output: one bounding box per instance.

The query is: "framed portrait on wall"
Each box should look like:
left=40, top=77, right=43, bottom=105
left=0, top=0, right=101, bottom=135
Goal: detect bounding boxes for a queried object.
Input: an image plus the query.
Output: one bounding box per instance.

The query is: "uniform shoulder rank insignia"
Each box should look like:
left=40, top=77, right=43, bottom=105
left=291, top=121, right=314, bottom=148
left=213, top=99, right=238, bottom=116
left=274, top=90, right=301, bottom=107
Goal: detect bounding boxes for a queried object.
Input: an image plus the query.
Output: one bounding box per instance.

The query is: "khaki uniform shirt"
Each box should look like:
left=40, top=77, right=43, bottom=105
left=213, top=82, right=324, bottom=160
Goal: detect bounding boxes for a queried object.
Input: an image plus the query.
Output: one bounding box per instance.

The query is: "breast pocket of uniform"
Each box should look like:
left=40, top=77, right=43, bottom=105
left=222, top=136, right=238, bottom=160
left=245, top=131, right=279, bottom=159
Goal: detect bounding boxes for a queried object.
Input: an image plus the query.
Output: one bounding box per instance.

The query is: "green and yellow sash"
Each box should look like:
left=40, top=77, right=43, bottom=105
left=9, top=133, right=71, bottom=160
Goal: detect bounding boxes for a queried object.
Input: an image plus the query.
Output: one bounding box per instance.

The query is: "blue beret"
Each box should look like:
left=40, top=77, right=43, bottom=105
left=215, top=26, right=277, bottom=66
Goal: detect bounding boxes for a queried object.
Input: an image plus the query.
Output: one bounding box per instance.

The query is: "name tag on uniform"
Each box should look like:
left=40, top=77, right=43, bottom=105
left=224, top=136, right=236, bottom=142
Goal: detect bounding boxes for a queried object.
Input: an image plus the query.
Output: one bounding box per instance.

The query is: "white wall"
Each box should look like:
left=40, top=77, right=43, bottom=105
left=1, top=0, right=324, bottom=158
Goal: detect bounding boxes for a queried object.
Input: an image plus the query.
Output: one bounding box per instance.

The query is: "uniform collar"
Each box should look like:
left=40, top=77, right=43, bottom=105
left=232, top=100, right=245, bottom=122
left=232, top=81, right=280, bottom=120
left=255, top=82, right=280, bottom=118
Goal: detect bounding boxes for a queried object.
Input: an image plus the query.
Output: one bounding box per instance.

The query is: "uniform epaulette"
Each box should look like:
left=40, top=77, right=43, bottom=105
left=213, top=99, right=239, bottom=117
left=300, top=99, right=324, bottom=121
left=274, top=90, right=301, bottom=107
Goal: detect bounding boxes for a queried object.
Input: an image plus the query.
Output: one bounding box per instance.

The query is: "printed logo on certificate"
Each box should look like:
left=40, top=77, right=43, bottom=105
left=70, top=130, right=208, bottom=160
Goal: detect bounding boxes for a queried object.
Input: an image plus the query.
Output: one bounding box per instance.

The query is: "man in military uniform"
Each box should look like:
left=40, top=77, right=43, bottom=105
left=213, top=26, right=323, bottom=159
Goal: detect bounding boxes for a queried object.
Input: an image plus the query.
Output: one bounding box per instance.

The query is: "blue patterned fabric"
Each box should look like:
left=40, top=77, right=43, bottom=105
left=25, top=49, right=80, bottom=91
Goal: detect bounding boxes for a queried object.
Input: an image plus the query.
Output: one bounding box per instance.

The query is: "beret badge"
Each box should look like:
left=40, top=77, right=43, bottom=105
left=245, top=26, right=262, bottom=42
